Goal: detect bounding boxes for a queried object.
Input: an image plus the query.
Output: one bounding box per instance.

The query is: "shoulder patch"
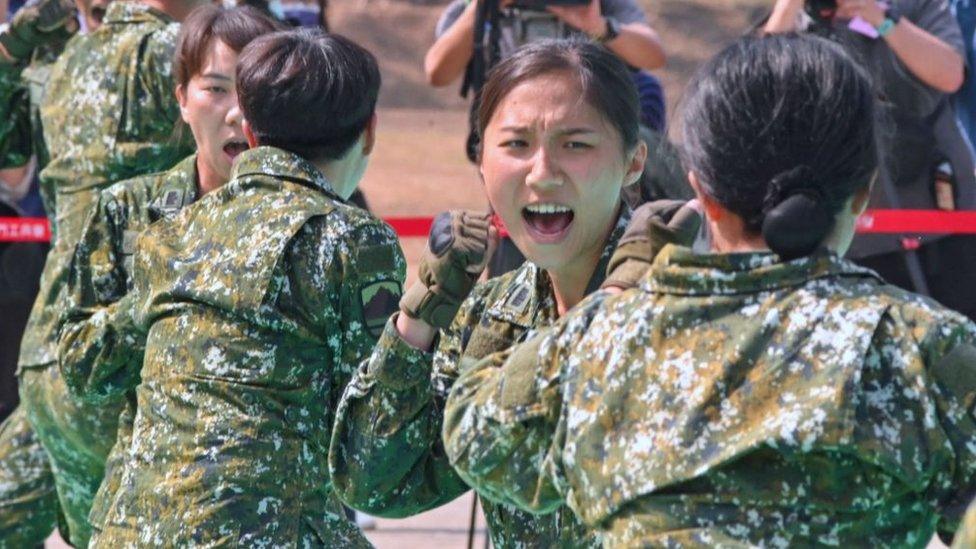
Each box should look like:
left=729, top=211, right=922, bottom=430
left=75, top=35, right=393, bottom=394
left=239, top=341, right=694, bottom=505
left=122, top=230, right=139, bottom=255
left=360, top=279, right=402, bottom=337
left=355, top=243, right=398, bottom=275
left=505, top=285, right=532, bottom=316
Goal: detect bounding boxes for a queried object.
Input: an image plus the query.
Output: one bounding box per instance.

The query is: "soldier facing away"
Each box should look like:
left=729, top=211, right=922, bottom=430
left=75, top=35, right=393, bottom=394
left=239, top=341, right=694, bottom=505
left=93, top=28, right=404, bottom=546
left=51, top=5, right=280, bottom=543
left=443, top=34, right=976, bottom=547
left=1, top=0, right=198, bottom=543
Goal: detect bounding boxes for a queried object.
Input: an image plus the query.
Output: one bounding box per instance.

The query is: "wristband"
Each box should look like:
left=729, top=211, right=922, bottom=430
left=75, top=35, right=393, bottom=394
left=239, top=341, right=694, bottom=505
left=876, top=18, right=896, bottom=37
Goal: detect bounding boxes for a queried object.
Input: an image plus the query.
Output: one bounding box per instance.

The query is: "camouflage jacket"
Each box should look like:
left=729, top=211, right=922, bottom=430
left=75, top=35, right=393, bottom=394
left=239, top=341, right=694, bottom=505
left=330, top=208, right=630, bottom=548
left=0, top=40, right=64, bottom=171
left=94, top=147, right=403, bottom=547
left=444, top=246, right=976, bottom=548
left=58, top=154, right=197, bottom=405
left=19, top=1, right=191, bottom=370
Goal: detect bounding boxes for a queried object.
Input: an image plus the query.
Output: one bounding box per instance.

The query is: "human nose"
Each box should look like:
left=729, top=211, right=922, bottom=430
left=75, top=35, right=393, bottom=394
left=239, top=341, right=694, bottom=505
left=524, top=145, right=562, bottom=191
left=226, top=101, right=243, bottom=128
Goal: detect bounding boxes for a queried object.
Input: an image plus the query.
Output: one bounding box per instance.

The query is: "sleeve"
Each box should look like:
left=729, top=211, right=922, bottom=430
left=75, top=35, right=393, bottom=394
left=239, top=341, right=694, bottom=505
left=328, top=284, right=493, bottom=517
left=435, top=0, right=467, bottom=38
left=57, top=189, right=146, bottom=404
left=601, top=0, right=648, bottom=25
left=0, top=62, right=32, bottom=169
left=442, top=292, right=607, bottom=514
left=907, top=0, right=966, bottom=58
left=920, top=315, right=976, bottom=538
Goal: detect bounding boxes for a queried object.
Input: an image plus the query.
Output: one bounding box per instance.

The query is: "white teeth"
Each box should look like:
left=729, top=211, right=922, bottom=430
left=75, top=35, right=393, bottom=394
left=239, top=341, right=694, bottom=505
left=525, top=203, right=571, bottom=215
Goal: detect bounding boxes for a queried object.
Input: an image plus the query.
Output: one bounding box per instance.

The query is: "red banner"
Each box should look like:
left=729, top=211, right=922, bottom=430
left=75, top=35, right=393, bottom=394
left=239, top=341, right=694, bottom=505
left=3, top=210, right=976, bottom=243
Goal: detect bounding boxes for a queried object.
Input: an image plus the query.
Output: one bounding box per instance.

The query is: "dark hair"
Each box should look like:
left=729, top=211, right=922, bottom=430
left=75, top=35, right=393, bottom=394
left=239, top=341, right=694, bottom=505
left=174, top=5, right=282, bottom=90
left=476, top=38, right=640, bottom=158
left=681, top=33, right=878, bottom=259
left=236, top=28, right=381, bottom=161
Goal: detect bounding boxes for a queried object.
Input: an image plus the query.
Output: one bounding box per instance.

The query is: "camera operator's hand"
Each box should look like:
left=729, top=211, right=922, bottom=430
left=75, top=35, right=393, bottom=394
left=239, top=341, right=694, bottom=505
left=0, top=0, right=78, bottom=62
left=836, top=0, right=884, bottom=26
left=546, top=0, right=605, bottom=37
left=602, top=200, right=702, bottom=292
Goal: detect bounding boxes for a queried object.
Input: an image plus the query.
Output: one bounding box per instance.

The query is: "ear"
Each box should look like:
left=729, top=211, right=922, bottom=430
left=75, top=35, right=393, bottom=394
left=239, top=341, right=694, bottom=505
left=362, top=113, right=378, bottom=156
left=688, top=171, right=723, bottom=221
left=175, top=85, right=189, bottom=123
left=623, top=140, right=648, bottom=187
left=850, top=177, right=874, bottom=216
left=242, top=119, right=259, bottom=149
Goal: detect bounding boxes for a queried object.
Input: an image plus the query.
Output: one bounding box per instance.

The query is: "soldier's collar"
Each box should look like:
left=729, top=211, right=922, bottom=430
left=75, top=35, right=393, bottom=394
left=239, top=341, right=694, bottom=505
left=485, top=263, right=556, bottom=329
left=148, top=154, right=199, bottom=220
left=230, top=146, right=337, bottom=197
left=642, top=245, right=884, bottom=296
left=104, top=2, right=174, bottom=25
left=486, top=204, right=631, bottom=326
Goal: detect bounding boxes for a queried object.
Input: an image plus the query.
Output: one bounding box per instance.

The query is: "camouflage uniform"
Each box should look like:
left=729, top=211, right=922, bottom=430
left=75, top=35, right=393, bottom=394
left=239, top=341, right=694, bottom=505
left=444, top=245, right=976, bottom=547
left=17, top=3, right=191, bottom=545
left=0, top=24, right=76, bottom=549
left=57, top=154, right=197, bottom=537
left=330, top=208, right=630, bottom=548
left=94, top=146, right=403, bottom=547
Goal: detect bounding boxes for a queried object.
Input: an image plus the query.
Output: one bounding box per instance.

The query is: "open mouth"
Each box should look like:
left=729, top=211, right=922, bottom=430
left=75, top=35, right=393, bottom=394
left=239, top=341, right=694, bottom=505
left=222, top=141, right=248, bottom=161
left=521, top=203, right=574, bottom=243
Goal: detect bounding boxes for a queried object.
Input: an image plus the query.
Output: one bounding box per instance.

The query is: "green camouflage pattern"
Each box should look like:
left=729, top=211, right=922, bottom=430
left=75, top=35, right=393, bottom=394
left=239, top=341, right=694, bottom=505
left=15, top=5, right=190, bottom=545
left=0, top=25, right=74, bottom=549
left=444, top=245, right=976, bottom=547
left=21, top=0, right=190, bottom=370
left=56, top=155, right=197, bottom=536
left=0, top=62, right=31, bottom=169
left=93, top=146, right=403, bottom=547
left=0, top=406, right=58, bottom=548
left=331, top=208, right=631, bottom=548
left=59, top=154, right=197, bottom=404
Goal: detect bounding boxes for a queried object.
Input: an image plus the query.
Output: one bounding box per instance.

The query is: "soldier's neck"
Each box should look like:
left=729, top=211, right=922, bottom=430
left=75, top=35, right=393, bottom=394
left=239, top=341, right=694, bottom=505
left=546, top=246, right=602, bottom=318
left=196, top=157, right=223, bottom=196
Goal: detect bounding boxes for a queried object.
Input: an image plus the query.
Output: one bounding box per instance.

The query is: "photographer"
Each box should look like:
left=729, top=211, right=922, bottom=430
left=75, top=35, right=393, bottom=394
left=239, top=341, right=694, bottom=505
left=424, top=0, right=664, bottom=88
left=765, top=0, right=976, bottom=321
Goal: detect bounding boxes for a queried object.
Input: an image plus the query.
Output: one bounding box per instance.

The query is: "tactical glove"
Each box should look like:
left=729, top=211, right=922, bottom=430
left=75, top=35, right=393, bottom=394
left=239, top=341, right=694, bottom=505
left=400, top=210, right=492, bottom=329
left=0, top=0, right=77, bottom=61
left=602, top=200, right=702, bottom=290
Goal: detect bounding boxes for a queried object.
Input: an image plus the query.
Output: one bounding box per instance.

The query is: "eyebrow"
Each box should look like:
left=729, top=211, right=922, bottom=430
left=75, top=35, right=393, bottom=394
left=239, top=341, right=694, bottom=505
left=498, top=126, right=597, bottom=135
left=199, top=72, right=232, bottom=81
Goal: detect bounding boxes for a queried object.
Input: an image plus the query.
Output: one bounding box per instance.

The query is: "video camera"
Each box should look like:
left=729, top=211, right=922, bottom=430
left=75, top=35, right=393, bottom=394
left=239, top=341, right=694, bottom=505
left=804, top=0, right=837, bottom=24
left=509, top=0, right=589, bottom=11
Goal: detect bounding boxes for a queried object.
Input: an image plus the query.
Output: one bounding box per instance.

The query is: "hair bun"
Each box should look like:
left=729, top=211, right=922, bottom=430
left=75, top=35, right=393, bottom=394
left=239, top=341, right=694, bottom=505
left=762, top=192, right=833, bottom=260
left=760, top=166, right=832, bottom=260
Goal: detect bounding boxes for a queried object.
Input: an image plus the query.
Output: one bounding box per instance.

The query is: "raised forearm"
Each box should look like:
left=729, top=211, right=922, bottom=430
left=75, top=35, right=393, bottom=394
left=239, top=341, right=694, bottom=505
left=443, top=337, right=564, bottom=514
left=424, top=1, right=477, bottom=87
left=330, top=319, right=469, bottom=515
left=58, top=295, right=145, bottom=404
left=764, top=0, right=804, bottom=33
left=604, top=23, right=665, bottom=70
left=883, top=18, right=964, bottom=93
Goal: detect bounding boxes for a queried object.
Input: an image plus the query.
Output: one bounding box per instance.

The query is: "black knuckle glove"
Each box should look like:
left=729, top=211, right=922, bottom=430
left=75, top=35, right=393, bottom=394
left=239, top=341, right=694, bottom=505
left=400, top=210, right=492, bottom=329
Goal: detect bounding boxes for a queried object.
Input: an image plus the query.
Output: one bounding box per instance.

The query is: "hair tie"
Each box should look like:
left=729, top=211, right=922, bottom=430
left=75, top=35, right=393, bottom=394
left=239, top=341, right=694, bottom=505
left=761, top=165, right=833, bottom=260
